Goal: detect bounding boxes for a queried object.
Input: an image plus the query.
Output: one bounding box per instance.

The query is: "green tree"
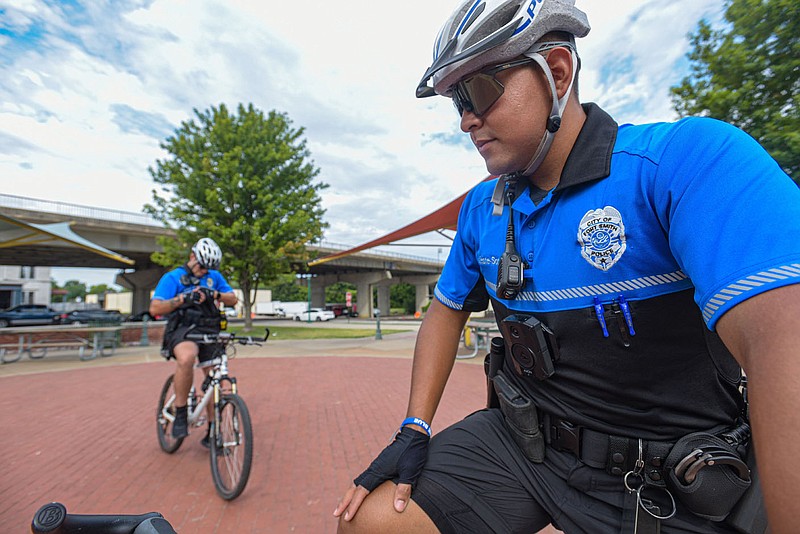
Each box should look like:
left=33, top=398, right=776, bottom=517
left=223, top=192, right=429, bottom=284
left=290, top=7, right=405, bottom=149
left=390, top=283, right=416, bottom=314
left=325, top=282, right=356, bottom=304
left=670, top=0, right=799, bottom=181
left=88, top=284, right=116, bottom=295
left=63, top=280, right=87, bottom=302
left=268, top=274, right=308, bottom=302
left=146, top=103, right=328, bottom=328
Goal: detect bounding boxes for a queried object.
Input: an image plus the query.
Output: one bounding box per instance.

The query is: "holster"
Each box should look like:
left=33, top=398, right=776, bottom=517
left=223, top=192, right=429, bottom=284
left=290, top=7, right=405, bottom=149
left=484, top=337, right=505, bottom=409
left=492, top=369, right=545, bottom=463
left=485, top=335, right=545, bottom=463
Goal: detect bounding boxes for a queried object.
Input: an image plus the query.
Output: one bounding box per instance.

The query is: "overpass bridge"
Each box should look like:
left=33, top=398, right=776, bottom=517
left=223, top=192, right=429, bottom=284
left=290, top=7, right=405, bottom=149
left=0, top=194, right=443, bottom=316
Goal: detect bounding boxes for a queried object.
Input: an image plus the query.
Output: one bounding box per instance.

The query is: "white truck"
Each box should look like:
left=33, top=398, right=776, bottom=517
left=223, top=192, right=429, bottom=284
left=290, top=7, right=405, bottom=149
left=254, top=301, right=312, bottom=318
left=280, top=302, right=311, bottom=318
left=254, top=301, right=286, bottom=317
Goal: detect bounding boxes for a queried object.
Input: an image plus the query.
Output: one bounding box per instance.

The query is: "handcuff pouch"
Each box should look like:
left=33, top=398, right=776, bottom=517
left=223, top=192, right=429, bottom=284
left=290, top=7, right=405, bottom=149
left=664, top=432, right=751, bottom=522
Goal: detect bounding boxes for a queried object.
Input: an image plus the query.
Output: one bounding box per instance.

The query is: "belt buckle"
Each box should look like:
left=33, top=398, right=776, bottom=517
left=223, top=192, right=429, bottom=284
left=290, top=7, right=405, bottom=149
left=549, top=416, right=581, bottom=456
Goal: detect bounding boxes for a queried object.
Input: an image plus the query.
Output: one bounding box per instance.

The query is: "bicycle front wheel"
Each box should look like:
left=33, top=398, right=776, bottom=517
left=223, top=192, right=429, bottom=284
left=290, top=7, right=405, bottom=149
left=156, top=374, right=184, bottom=453
left=210, top=393, right=253, bottom=500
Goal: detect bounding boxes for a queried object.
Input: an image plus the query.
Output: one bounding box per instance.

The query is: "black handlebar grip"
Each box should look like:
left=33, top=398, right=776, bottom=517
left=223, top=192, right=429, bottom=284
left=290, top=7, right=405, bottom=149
left=31, top=502, right=170, bottom=534
left=31, top=502, right=67, bottom=533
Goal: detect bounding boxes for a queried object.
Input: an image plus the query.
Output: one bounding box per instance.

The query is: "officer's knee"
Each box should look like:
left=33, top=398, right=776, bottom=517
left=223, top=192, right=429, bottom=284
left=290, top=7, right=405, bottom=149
left=336, top=482, right=438, bottom=534
left=173, top=342, right=198, bottom=369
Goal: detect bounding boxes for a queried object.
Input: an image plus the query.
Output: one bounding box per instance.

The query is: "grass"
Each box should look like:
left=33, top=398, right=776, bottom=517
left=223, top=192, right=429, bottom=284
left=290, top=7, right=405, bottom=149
left=226, top=325, right=409, bottom=340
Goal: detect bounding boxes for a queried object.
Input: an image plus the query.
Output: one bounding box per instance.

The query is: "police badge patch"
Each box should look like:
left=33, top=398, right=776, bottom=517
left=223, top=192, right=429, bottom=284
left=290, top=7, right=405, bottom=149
left=578, top=207, right=627, bottom=271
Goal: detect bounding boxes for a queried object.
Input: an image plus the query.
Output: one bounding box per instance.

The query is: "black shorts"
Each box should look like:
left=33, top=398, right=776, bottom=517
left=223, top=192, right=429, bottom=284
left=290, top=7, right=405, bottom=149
left=411, top=409, right=737, bottom=534
left=162, top=325, right=220, bottom=365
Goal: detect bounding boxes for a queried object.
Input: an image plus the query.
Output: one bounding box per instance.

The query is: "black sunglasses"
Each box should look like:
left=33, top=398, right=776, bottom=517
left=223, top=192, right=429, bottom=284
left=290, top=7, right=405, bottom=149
left=451, top=57, right=535, bottom=117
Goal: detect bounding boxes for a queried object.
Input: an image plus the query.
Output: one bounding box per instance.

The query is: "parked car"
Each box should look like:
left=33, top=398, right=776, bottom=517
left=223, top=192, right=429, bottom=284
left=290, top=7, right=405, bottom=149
left=125, top=311, right=160, bottom=322
left=0, top=304, right=61, bottom=327
left=60, top=309, right=123, bottom=325
left=324, top=304, right=349, bottom=317
left=293, top=308, right=336, bottom=322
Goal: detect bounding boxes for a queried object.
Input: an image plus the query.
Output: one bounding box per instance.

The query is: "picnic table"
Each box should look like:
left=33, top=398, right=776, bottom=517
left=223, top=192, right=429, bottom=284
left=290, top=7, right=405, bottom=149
left=0, top=325, right=123, bottom=364
left=458, top=320, right=500, bottom=359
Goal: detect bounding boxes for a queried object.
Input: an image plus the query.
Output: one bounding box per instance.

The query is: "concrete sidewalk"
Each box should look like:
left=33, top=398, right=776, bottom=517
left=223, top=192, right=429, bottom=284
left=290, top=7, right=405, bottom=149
left=0, top=329, right=557, bottom=533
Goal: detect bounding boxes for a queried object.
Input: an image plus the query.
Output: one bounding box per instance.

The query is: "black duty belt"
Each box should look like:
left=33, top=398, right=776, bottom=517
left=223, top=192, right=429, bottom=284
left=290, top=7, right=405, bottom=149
left=540, top=412, right=673, bottom=486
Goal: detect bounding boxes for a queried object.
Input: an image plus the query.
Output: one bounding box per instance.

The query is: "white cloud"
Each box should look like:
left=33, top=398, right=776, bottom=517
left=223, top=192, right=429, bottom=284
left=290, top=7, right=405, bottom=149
left=0, top=0, right=726, bottom=287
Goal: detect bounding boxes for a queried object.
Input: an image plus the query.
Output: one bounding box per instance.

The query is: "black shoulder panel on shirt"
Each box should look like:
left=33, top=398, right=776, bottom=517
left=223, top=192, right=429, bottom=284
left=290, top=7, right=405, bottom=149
left=462, top=275, right=490, bottom=312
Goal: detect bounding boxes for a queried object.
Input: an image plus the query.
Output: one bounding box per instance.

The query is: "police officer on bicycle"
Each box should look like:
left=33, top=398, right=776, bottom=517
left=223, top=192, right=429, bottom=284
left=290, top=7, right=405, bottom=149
left=150, top=237, right=238, bottom=444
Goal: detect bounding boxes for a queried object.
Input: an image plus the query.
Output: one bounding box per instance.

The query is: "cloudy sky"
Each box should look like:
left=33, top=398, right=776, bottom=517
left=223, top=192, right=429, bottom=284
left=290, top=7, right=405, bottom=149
left=0, top=0, right=724, bottom=287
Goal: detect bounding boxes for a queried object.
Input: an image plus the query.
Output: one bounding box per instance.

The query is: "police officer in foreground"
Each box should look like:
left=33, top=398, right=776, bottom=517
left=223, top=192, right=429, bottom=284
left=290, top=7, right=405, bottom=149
left=334, top=0, right=800, bottom=532
left=150, top=237, right=237, bottom=444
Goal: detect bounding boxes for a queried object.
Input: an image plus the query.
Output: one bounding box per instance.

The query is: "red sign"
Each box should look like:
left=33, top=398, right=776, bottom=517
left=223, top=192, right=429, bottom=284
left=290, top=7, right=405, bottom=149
left=345, top=292, right=352, bottom=307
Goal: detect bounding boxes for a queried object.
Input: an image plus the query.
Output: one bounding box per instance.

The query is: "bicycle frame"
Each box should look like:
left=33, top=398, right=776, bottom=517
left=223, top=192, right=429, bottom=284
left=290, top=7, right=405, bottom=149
left=159, top=337, right=238, bottom=428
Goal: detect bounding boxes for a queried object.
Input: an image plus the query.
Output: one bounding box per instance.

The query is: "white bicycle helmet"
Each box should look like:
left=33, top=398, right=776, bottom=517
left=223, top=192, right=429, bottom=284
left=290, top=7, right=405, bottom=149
left=417, top=0, right=590, bottom=98
left=417, top=0, right=590, bottom=181
left=192, top=237, right=222, bottom=270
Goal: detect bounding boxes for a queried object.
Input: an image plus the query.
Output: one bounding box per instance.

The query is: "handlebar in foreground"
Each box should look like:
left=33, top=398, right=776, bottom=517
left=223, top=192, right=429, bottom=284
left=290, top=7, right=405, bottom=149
left=31, top=502, right=176, bottom=534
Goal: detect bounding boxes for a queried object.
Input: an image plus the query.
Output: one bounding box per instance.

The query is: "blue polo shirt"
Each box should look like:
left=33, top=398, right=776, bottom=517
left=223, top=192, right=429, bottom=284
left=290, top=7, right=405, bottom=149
left=437, top=104, right=800, bottom=329
left=152, top=267, right=233, bottom=302
left=436, top=104, right=800, bottom=439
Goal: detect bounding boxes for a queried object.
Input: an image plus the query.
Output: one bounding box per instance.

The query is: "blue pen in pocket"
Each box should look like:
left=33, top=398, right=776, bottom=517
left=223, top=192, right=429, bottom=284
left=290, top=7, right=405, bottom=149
left=617, top=294, right=635, bottom=336
left=593, top=296, right=609, bottom=338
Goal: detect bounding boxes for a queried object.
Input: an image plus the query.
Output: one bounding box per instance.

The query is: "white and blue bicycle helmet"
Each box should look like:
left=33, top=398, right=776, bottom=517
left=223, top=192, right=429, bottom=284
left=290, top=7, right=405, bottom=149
left=417, top=0, right=590, bottom=178
left=192, top=237, right=222, bottom=270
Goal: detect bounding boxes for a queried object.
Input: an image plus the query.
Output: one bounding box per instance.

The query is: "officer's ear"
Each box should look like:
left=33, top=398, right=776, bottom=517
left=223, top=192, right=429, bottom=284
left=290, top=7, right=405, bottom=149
left=545, top=47, right=576, bottom=101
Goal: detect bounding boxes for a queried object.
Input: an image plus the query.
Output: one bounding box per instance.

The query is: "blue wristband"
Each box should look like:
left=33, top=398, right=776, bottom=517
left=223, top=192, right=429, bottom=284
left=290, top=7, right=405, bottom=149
left=401, top=417, right=431, bottom=437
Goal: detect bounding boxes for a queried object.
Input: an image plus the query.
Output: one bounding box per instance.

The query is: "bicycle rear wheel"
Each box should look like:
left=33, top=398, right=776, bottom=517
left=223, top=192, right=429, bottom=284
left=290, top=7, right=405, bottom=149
left=156, top=374, right=184, bottom=453
left=210, top=393, right=253, bottom=500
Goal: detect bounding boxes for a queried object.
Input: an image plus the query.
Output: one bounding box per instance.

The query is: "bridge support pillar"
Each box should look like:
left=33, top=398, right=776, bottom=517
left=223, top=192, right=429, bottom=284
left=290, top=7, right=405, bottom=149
left=356, top=280, right=370, bottom=318
left=311, top=283, right=326, bottom=308
left=115, top=267, right=168, bottom=315
left=415, top=284, right=432, bottom=314
left=351, top=271, right=393, bottom=318
left=393, top=275, right=438, bottom=315
left=376, top=285, right=390, bottom=317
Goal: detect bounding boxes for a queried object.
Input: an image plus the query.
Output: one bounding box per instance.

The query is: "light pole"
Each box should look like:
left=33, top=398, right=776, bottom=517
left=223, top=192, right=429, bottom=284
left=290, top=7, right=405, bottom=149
left=296, top=273, right=314, bottom=323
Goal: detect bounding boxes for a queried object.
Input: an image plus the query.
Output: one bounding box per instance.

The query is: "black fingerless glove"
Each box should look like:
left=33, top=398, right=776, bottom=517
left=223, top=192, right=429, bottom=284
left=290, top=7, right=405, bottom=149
left=354, top=426, right=430, bottom=492
left=198, top=287, right=215, bottom=300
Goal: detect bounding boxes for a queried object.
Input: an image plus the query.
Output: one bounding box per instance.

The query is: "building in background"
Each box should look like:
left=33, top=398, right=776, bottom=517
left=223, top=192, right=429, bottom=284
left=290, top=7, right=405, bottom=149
left=0, top=265, right=52, bottom=309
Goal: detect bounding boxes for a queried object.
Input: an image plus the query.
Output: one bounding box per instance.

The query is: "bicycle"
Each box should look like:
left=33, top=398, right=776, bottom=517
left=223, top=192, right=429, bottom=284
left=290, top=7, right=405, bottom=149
left=156, top=329, right=268, bottom=500
left=31, top=502, right=176, bottom=533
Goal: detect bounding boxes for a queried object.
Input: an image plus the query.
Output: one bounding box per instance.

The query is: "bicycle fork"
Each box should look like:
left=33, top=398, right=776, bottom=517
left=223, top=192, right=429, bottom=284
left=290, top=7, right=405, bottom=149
left=212, top=386, right=243, bottom=451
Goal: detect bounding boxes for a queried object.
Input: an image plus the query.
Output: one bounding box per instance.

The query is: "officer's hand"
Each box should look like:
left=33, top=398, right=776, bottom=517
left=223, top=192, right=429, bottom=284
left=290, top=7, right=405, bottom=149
left=187, top=289, right=204, bottom=305
left=334, top=426, right=429, bottom=521
left=198, top=287, right=217, bottom=302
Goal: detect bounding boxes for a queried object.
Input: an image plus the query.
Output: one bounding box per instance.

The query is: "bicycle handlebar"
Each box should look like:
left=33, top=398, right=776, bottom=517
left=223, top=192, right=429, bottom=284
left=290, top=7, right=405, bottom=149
left=31, top=502, right=176, bottom=534
left=184, top=329, right=270, bottom=345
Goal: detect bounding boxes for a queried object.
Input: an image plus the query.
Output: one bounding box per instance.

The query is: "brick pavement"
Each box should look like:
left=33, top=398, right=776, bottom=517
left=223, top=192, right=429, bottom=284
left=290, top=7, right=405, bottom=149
left=1, top=329, right=559, bottom=533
